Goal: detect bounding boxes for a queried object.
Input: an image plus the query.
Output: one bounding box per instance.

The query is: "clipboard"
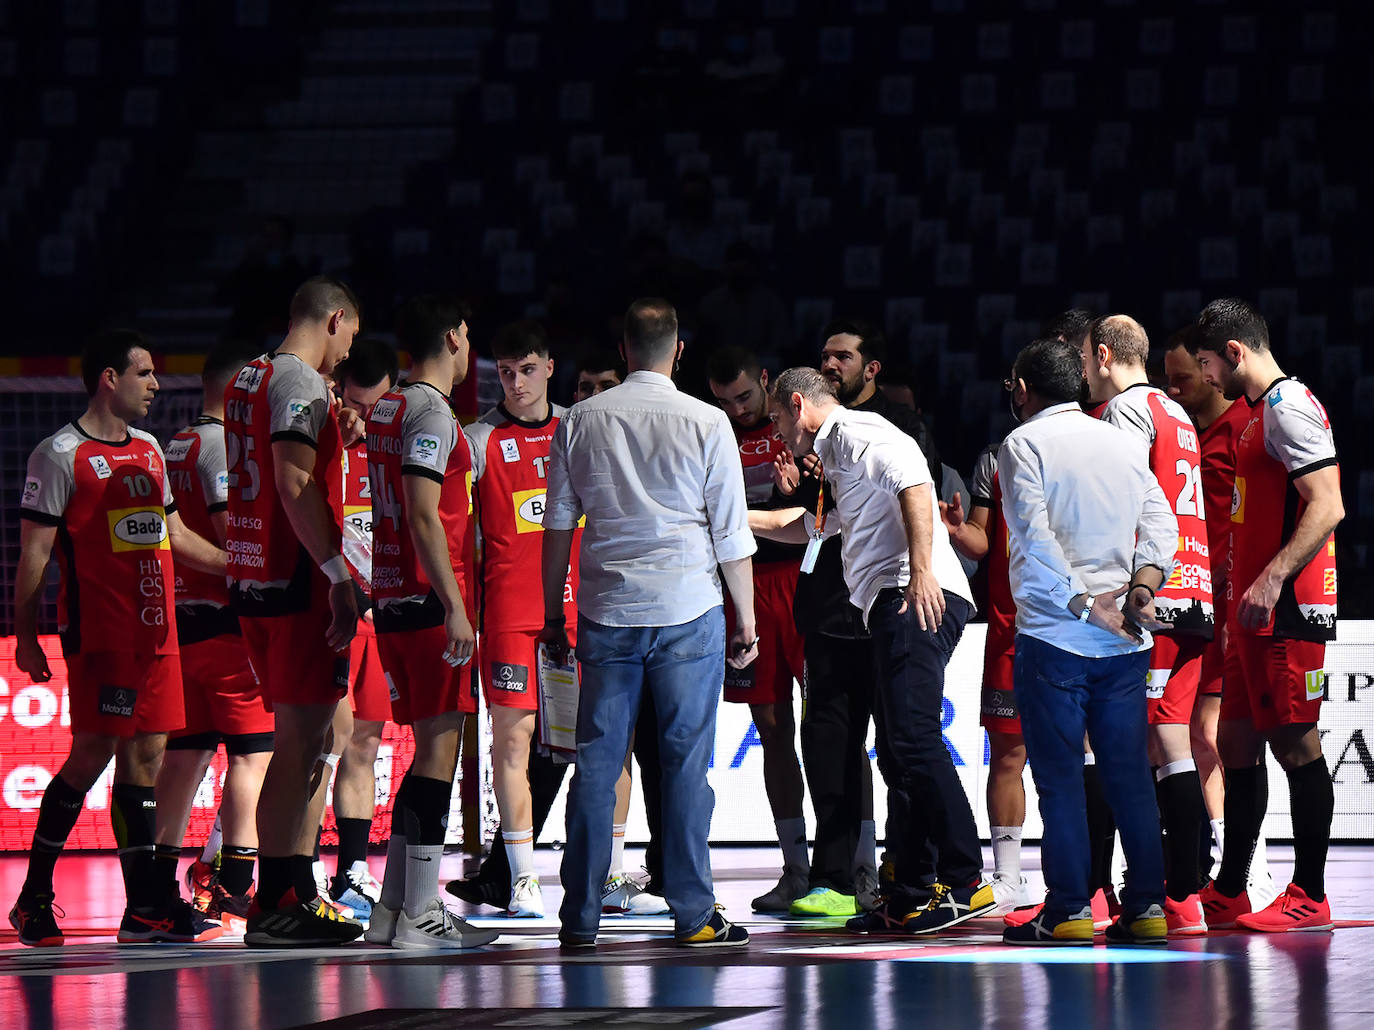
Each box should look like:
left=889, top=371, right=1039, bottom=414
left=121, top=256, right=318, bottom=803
left=537, top=642, right=579, bottom=761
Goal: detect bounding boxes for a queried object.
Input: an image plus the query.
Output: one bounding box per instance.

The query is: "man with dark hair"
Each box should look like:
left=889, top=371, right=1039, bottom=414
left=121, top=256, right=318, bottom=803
left=573, top=349, right=625, bottom=403
left=707, top=346, right=810, bottom=912
left=227, top=277, right=363, bottom=946
left=1040, top=308, right=1096, bottom=348
left=9, top=330, right=229, bottom=947
left=998, top=336, right=1176, bottom=947
left=157, top=338, right=275, bottom=936
left=760, top=366, right=990, bottom=936
left=1081, top=314, right=1216, bottom=935
left=544, top=297, right=757, bottom=949
left=1191, top=298, right=1344, bottom=933
left=361, top=295, right=498, bottom=949
left=310, top=336, right=399, bottom=920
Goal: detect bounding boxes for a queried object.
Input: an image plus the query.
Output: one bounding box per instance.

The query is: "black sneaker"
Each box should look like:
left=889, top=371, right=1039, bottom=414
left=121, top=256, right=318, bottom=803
left=901, top=882, right=998, bottom=935
left=444, top=876, right=507, bottom=909
left=676, top=910, right=749, bottom=948
left=844, top=896, right=910, bottom=935
left=558, top=931, right=597, bottom=951
left=244, top=887, right=364, bottom=947
left=9, top=891, right=64, bottom=947
left=1104, top=904, right=1168, bottom=946
left=118, top=896, right=225, bottom=943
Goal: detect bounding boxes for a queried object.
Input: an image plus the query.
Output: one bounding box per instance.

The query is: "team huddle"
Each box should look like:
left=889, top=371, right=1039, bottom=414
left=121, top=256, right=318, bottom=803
left=5, top=277, right=1342, bottom=951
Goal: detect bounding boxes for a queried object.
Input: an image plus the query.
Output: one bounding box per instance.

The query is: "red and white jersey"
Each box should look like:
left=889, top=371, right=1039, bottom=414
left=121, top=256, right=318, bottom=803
left=1197, top=399, right=1251, bottom=597
left=1230, top=378, right=1338, bottom=641
left=735, top=417, right=805, bottom=567
left=224, top=351, right=344, bottom=616
left=464, top=404, right=580, bottom=634
left=21, top=422, right=179, bottom=657
left=166, top=417, right=229, bottom=609
left=340, top=440, right=373, bottom=592
left=1101, top=385, right=1213, bottom=635
left=367, top=381, right=474, bottom=632
left=969, top=443, right=1016, bottom=651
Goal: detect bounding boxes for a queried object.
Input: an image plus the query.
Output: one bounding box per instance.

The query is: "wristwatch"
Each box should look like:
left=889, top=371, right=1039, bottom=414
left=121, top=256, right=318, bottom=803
left=1077, top=596, right=1093, bottom=622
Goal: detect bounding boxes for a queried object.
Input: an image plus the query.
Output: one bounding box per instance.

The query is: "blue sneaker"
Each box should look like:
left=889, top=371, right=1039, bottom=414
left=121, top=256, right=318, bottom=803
left=331, top=885, right=373, bottom=923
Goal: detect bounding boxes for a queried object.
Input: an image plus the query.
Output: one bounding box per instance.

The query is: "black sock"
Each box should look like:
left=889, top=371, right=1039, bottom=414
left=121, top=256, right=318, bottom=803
left=220, top=846, right=257, bottom=897
left=1215, top=764, right=1267, bottom=898
left=400, top=775, right=452, bottom=846
left=1156, top=770, right=1205, bottom=902
left=1084, top=763, right=1116, bottom=892
left=1287, top=757, right=1334, bottom=903
left=313, top=825, right=322, bottom=862
left=111, top=784, right=160, bottom=910
left=154, top=843, right=181, bottom=900
left=24, top=775, right=86, bottom=897
left=292, top=854, right=318, bottom=900
left=335, top=818, right=371, bottom=879
left=257, top=855, right=291, bottom=908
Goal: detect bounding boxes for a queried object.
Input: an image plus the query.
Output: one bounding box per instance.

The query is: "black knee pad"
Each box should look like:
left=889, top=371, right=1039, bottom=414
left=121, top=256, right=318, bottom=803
left=224, top=731, right=275, bottom=757
left=166, top=732, right=221, bottom=753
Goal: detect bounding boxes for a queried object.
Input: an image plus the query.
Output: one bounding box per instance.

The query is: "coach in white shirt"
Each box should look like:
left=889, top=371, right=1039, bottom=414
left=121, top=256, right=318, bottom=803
left=764, top=367, right=993, bottom=936
left=997, top=336, right=1177, bottom=946
left=540, top=298, right=758, bottom=949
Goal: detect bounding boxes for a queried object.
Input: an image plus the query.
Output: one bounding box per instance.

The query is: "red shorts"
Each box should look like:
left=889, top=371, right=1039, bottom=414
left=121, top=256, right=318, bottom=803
left=377, top=624, right=479, bottom=724
left=1146, top=633, right=1207, bottom=725
left=1220, top=633, right=1327, bottom=733
left=979, top=633, right=1020, bottom=735
left=348, top=617, right=391, bottom=724
left=481, top=625, right=578, bottom=712
left=173, top=635, right=273, bottom=739
left=240, top=610, right=350, bottom=709
left=724, top=560, right=805, bottom=705
left=67, top=650, right=183, bottom=738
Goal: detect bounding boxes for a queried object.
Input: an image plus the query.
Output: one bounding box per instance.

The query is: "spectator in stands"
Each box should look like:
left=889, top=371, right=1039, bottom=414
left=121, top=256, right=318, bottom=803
left=218, top=216, right=309, bottom=341
left=667, top=171, right=736, bottom=278
left=697, top=242, right=792, bottom=372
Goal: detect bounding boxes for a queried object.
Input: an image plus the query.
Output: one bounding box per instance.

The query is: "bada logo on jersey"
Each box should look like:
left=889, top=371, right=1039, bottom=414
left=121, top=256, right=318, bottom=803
left=513, top=488, right=547, bottom=533
left=107, top=507, right=169, bottom=552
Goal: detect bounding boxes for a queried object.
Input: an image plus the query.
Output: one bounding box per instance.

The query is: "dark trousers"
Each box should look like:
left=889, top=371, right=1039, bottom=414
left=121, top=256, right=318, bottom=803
left=800, top=633, right=877, bottom=894
left=867, top=589, right=981, bottom=891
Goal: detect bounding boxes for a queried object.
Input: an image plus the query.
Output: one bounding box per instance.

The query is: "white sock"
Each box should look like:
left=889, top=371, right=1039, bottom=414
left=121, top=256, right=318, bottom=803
left=777, top=817, right=809, bottom=875
left=312, top=859, right=326, bottom=888
left=609, top=823, right=627, bottom=879
left=1249, top=834, right=1273, bottom=887
left=990, top=825, right=1023, bottom=881
left=349, top=859, right=372, bottom=879
left=403, top=844, right=443, bottom=918
left=201, top=812, right=223, bottom=863
left=505, top=828, right=535, bottom=886
left=1210, top=819, right=1225, bottom=860
left=380, top=833, right=406, bottom=910
left=855, top=819, right=877, bottom=873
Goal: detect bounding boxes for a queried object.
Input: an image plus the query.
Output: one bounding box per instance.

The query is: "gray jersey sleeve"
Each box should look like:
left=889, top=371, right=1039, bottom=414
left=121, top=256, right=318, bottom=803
left=402, top=395, right=457, bottom=481
left=1100, top=389, right=1157, bottom=448
left=1263, top=381, right=1338, bottom=476
left=197, top=424, right=230, bottom=511
left=463, top=419, right=494, bottom=481
left=130, top=427, right=175, bottom=509
left=267, top=355, right=332, bottom=445
left=969, top=445, right=999, bottom=508
left=20, top=430, right=79, bottom=523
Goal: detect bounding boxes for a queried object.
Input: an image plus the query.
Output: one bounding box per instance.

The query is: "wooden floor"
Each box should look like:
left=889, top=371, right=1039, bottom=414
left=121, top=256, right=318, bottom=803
left=3, top=846, right=1373, bottom=1029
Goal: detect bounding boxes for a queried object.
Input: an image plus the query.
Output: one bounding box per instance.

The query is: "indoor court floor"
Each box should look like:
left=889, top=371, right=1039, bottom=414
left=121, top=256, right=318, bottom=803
left=2, top=845, right=1372, bottom=1029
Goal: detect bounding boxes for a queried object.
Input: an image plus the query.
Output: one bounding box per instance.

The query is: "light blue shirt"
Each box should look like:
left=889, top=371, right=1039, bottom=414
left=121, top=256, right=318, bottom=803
left=545, top=370, right=756, bottom=627
left=998, top=402, right=1177, bottom=658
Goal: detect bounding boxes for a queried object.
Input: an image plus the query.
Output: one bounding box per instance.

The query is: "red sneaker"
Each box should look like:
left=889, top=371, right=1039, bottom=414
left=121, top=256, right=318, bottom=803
left=1164, top=894, right=1207, bottom=935
left=1234, top=884, right=1333, bottom=933
left=1199, top=881, right=1253, bottom=929
left=185, top=859, right=217, bottom=912
left=1090, top=889, right=1114, bottom=931
left=1003, top=901, right=1043, bottom=928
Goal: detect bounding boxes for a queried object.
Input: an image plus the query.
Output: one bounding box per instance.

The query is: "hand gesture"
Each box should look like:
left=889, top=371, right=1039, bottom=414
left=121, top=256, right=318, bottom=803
left=15, top=636, right=51, bottom=683
left=772, top=450, right=801, bottom=495
left=900, top=568, right=946, bottom=632
left=939, top=491, right=966, bottom=534
left=1236, top=572, right=1281, bottom=632
left=337, top=405, right=366, bottom=448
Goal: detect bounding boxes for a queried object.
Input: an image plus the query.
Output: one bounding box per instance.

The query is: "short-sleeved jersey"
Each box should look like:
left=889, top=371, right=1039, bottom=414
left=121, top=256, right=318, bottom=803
left=735, top=417, right=806, bottom=567
left=465, top=404, right=580, bottom=634
left=1197, top=398, right=1251, bottom=591
left=1230, top=377, right=1338, bottom=641
left=1101, top=385, right=1213, bottom=636
left=21, top=423, right=179, bottom=657
left=165, top=416, right=239, bottom=644
left=367, top=381, right=474, bottom=632
left=969, top=443, right=1016, bottom=650
left=340, top=440, right=373, bottom=591
left=224, top=351, right=344, bottom=616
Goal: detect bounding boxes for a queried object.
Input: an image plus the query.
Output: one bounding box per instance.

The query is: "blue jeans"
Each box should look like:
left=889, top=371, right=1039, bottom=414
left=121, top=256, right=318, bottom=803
left=559, top=606, right=724, bottom=939
left=1014, top=633, right=1164, bottom=919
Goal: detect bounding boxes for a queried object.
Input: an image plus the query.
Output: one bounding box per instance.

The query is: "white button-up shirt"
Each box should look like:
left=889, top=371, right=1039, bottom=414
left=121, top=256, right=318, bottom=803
left=544, top=370, right=756, bottom=627
left=808, top=406, right=974, bottom=624
left=998, top=402, right=1178, bottom=658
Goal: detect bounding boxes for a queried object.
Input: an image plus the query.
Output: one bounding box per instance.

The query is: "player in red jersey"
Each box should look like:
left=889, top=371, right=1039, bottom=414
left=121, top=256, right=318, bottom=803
left=706, top=347, right=810, bottom=912
left=151, top=340, right=274, bottom=935
left=9, top=330, right=227, bottom=947
left=464, top=321, right=583, bottom=919
left=1191, top=299, right=1343, bottom=933
left=1164, top=328, right=1277, bottom=901
left=225, top=277, right=364, bottom=946
left=361, top=295, right=498, bottom=950
left=1083, top=315, right=1215, bottom=934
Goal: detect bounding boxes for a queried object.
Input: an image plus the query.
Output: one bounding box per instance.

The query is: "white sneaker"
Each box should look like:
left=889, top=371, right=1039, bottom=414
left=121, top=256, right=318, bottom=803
left=393, top=898, right=500, bottom=950
left=990, top=874, right=1032, bottom=915
left=507, top=875, right=545, bottom=918
left=602, top=874, right=670, bottom=915
left=854, top=866, right=881, bottom=912
left=313, top=860, right=331, bottom=901
left=364, top=901, right=398, bottom=945
left=346, top=862, right=383, bottom=905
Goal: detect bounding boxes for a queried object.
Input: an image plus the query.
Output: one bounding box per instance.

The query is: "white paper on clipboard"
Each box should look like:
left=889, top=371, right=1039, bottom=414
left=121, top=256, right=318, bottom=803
left=537, top=643, right=580, bottom=759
